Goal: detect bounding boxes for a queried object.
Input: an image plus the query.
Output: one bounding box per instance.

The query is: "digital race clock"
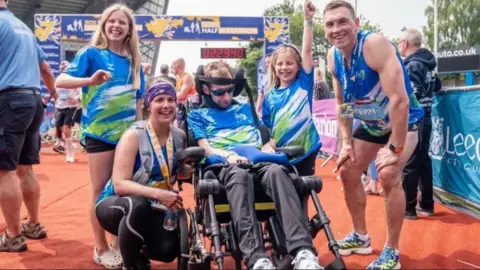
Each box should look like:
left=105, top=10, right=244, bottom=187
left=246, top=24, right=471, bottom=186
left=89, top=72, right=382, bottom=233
left=200, top=48, right=247, bottom=59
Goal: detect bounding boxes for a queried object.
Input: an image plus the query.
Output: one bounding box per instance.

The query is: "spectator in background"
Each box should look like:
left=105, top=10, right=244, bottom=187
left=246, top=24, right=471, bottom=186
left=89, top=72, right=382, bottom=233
left=256, top=54, right=271, bottom=117
left=143, top=63, right=152, bottom=76
left=398, top=28, right=442, bottom=219
left=53, top=61, right=81, bottom=163
left=158, top=63, right=177, bottom=86
left=0, top=0, right=57, bottom=252
left=313, top=67, right=332, bottom=100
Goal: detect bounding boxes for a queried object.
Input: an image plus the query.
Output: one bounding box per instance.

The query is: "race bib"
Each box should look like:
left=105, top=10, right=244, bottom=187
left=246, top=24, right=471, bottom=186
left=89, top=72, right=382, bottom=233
left=353, top=98, right=386, bottom=121
left=59, top=91, right=69, bottom=101
left=339, top=103, right=354, bottom=118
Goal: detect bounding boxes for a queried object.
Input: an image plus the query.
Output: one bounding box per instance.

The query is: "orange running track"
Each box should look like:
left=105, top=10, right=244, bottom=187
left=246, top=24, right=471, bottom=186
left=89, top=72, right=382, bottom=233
left=1, top=151, right=479, bottom=269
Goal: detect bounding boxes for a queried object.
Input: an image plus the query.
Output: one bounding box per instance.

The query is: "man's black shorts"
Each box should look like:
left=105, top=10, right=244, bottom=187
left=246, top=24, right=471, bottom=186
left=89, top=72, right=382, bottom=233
left=84, top=136, right=116, bottom=154
left=55, top=107, right=77, bottom=128
left=0, top=89, right=44, bottom=171
left=72, top=108, right=82, bottom=124
left=353, top=121, right=421, bottom=145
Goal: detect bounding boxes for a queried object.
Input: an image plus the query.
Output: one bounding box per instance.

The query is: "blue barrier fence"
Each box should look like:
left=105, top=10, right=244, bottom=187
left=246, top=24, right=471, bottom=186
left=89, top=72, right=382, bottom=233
left=430, top=85, right=480, bottom=219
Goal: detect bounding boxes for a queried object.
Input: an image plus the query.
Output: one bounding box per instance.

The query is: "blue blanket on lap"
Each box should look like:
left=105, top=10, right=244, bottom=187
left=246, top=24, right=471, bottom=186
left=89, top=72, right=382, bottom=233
left=204, top=146, right=290, bottom=166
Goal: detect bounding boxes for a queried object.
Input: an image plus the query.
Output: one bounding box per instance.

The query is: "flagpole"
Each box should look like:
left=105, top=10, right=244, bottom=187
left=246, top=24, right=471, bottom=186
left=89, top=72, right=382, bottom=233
left=434, top=0, right=438, bottom=60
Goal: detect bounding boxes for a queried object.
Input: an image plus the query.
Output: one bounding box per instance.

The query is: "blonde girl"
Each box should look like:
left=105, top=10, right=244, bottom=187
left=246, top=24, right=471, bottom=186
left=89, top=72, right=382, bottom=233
left=56, top=4, right=145, bottom=268
left=262, top=0, right=321, bottom=176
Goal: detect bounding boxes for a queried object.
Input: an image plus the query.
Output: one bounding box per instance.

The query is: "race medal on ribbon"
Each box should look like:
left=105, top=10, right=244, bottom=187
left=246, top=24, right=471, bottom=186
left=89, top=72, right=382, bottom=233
left=339, top=102, right=354, bottom=118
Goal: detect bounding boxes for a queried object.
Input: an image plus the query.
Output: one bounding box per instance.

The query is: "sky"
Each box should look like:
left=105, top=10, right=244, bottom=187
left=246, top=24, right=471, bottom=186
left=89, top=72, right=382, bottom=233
left=156, top=0, right=431, bottom=74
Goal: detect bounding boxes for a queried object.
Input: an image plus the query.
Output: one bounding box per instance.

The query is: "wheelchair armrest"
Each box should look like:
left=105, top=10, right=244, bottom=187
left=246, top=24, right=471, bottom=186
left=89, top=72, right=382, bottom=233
left=276, top=146, right=305, bottom=159
left=176, top=147, right=206, bottom=163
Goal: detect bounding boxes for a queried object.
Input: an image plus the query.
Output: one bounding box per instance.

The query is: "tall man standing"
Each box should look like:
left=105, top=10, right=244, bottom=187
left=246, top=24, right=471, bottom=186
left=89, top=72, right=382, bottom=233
left=323, top=1, right=424, bottom=269
left=398, top=28, right=441, bottom=219
left=0, top=0, right=57, bottom=252
left=171, top=58, right=197, bottom=106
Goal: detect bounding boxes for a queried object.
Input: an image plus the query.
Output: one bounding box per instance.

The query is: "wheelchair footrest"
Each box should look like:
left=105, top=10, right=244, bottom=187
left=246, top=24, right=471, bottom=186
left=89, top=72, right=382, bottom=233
left=197, top=178, right=223, bottom=197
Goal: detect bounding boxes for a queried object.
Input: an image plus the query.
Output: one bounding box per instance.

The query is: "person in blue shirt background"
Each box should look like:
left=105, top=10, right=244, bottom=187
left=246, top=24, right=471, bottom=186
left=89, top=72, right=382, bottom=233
left=0, top=0, right=57, bottom=253
left=262, top=1, right=322, bottom=177
left=188, top=60, right=321, bottom=270
left=56, top=3, right=145, bottom=269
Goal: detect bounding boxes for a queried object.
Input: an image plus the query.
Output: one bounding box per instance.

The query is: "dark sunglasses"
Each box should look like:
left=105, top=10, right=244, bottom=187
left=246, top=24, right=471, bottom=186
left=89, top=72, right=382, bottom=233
left=210, top=86, right=235, bottom=96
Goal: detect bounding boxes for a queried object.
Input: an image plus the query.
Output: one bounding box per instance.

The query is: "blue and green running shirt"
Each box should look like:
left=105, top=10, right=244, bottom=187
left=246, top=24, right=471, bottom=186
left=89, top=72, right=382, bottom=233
left=187, top=103, right=263, bottom=150
left=96, top=136, right=178, bottom=206
left=262, top=68, right=322, bottom=164
left=65, top=46, right=145, bottom=144
left=332, top=30, right=424, bottom=136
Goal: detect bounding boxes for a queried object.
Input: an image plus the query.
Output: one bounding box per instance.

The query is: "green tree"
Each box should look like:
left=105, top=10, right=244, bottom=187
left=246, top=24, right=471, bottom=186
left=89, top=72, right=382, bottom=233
left=423, top=0, right=480, bottom=50
left=358, top=15, right=383, bottom=33
left=423, top=0, right=480, bottom=80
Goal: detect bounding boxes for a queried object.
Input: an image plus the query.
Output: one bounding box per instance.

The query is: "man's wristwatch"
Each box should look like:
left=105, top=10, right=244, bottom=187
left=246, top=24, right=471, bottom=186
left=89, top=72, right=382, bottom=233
left=389, top=143, right=404, bottom=154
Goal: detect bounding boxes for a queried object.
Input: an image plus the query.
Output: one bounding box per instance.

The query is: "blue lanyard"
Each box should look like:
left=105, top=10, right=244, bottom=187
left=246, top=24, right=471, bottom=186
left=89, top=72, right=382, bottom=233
left=340, top=31, right=364, bottom=104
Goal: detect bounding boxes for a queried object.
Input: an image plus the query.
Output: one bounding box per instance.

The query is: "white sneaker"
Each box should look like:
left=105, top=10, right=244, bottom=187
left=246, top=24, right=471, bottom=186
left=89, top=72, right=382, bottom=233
left=65, top=138, right=75, bottom=163
left=292, top=249, right=323, bottom=270
left=66, top=155, right=75, bottom=163
left=253, top=258, right=275, bottom=270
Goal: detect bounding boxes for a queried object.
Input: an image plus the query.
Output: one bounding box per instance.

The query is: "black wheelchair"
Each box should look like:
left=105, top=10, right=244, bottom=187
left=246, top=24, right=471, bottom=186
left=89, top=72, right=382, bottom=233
left=170, top=66, right=346, bottom=270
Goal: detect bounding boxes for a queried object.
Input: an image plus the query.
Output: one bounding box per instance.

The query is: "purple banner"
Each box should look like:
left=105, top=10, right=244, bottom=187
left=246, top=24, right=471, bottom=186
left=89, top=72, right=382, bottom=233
left=312, top=99, right=338, bottom=155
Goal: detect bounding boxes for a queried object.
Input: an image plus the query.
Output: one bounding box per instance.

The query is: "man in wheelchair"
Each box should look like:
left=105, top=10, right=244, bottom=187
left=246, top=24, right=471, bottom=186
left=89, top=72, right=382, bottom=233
left=187, top=61, right=322, bottom=270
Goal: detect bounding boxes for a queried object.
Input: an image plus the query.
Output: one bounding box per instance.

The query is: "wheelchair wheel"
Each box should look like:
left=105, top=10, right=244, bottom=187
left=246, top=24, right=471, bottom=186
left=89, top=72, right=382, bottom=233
left=177, top=209, right=189, bottom=270
left=234, top=257, right=242, bottom=270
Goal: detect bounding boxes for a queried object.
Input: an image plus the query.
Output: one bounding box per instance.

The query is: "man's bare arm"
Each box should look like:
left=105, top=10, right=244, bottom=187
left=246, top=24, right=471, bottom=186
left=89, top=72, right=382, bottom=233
left=327, top=48, right=353, bottom=146
left=136, top=99, right=143, bottom=120
left=198, top=139, right=232, bottom=158
left=177, top=73, right=194, bottom=101
left=364, top=34, right=409, bottom=147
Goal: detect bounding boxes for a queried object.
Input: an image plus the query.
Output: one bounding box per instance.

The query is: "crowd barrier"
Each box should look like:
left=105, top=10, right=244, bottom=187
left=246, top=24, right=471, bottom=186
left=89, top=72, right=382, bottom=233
left=430, top=85, right=480, bottom=219
left=312, top=89, right=480, bottom=219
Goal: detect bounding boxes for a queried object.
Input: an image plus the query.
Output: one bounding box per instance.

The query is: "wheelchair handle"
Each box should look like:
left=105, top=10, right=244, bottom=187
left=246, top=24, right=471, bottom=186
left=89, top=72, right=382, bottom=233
left=197, top=178, right=223, bottom=198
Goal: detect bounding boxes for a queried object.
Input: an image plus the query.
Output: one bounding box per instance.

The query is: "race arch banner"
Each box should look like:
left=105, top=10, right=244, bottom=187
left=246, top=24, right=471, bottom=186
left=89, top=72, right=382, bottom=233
left=34, top=14, right=290, bottom=134
left=429, top=87, right=480, bottom=219
left=34, top=14, right=290, bottom=93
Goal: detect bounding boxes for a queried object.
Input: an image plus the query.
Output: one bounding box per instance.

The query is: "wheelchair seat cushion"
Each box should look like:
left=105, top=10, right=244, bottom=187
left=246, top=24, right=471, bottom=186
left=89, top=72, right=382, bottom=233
left=204, top=146, right=290, bottom=166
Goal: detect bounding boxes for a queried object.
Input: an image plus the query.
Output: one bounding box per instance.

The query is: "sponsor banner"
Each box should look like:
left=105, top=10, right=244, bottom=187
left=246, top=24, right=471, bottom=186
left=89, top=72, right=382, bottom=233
left=34, top=15, right=61, bottom=135
left=312, top=99, right=338, bottom=155
left=263, top=16, right=290, bottom=56
left=430, top=88, right=480, bottom=218
left=61, top=15, right=267, bottom=41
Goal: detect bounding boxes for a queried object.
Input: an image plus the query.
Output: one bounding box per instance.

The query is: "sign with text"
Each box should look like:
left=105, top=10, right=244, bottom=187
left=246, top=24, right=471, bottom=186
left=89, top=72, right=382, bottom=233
left=430, top=87, right=480, bottom=219
left=437, top=45, right=480, bottom=73
left=312, top=99, right=339, bottom=155
left=60, top=15, right=266, bottom=41
left=200, top=48, right=246, bottom=59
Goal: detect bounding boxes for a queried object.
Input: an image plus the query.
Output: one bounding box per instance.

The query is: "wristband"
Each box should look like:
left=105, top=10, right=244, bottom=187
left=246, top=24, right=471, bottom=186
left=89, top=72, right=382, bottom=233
left=304, top=20, right=313, bottom=27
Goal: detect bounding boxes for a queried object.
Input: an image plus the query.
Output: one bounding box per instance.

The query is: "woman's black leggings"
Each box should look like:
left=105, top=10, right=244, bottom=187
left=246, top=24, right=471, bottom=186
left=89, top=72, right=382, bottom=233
left=96, top=195, right=180, bottom=267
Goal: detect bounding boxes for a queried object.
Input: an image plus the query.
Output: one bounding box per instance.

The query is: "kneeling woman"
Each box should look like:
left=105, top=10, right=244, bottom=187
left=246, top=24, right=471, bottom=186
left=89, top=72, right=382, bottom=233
left=95, top=81, right=189, bottom=270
